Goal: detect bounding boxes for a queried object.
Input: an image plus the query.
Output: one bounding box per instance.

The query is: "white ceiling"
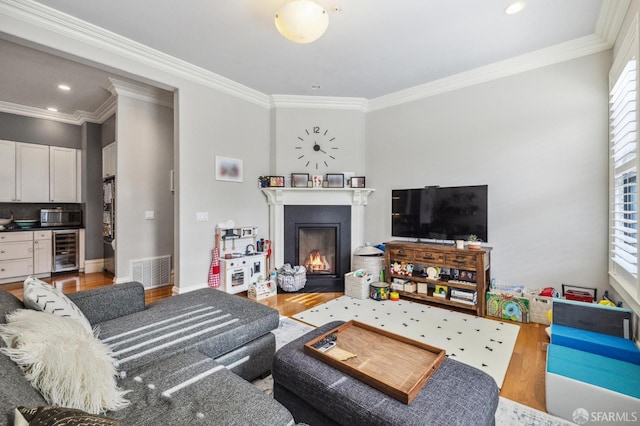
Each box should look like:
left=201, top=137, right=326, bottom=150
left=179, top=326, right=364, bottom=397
left=0, top=0, right=618, bottom=121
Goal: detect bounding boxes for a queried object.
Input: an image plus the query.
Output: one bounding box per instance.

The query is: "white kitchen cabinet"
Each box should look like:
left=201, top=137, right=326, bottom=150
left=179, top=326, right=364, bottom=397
left=0, top=140, right=16, bottom=202
left=0, top=232, right=33, bottom=280
left=33, top=230, right=52, bottom=274
left=102, top=141, right=117, bottom=178
left=16, top=142, right=49, bottom=202
left=50, top=146, right=78, bottom=202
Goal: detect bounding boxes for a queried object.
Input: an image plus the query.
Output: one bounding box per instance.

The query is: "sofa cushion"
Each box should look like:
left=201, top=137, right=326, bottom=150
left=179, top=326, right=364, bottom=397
left=0, top=351, right=48, bottom=425
left=110, top=351, right=294, bottom=426
left=22, top=276, right=92, bottom=333
left=14, top=406, right=124, bottom=426
left=97, top=288, right=279, bottom=374
left=0, top=310, right=130, bottom=414
left=67, top=282, right=146, bottom=326
left=0, top=289, right=24, bottom=324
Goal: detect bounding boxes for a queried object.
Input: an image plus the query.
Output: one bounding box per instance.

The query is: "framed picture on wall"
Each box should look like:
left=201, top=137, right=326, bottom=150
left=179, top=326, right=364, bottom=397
left=291, top=173, right=309, bottom=188
left=350, top=176, right=366, bottom=188
left=215, top=156, right=243, bottom=182
left=326, top=173, right=345, bottom=188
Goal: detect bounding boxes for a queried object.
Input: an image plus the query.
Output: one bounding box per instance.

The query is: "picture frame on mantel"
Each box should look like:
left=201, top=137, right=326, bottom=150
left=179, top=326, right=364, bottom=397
left=326, top=173, right=345, bottom=188
left=215, top=156, right=243, bottom=182
left=350, top=176, right=366, bottom=188
left=291, top=173, right=309, bottom=188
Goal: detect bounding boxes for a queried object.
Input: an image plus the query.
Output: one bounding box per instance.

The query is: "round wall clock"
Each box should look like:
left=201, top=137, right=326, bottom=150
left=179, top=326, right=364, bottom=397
left=294, top=126, right=338, bottom=170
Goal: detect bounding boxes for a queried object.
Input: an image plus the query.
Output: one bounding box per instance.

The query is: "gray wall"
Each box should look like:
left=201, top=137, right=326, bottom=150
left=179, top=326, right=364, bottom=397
left=365, top=51, right=611, bottom=296
left=0, top=111, right=81, bottom=148
left=81, top=121, right=103, bottom=260
left=101, top=114, right=115, bottom=147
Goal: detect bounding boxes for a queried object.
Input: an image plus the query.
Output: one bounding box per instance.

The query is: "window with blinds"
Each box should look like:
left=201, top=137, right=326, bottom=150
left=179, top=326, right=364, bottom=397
left=610, top=59, right=638, bottom=277
left=609, top=15, right=640, bottom=305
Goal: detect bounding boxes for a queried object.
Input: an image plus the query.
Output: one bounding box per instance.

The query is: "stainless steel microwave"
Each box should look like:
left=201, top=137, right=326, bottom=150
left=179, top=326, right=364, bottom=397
left=40, top=209, right=82, bottom=227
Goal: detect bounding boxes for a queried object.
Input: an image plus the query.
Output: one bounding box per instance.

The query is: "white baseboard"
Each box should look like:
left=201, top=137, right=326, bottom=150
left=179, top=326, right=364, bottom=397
left=172, top=282, right=208, bottom=295
left=84, top=259, right=104, bottom=274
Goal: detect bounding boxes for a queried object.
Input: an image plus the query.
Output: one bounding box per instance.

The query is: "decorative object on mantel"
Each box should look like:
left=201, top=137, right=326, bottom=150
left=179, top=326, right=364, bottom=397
left=350, top=176, right=366, bottom=188
left=312, top=175, right=323, bottom=187
left=291, top=173, right=309, bottom=188
left=258, top=176, right=285, bottom=188
left=326, top=173, right=345, bottom=188
left=215, top=156, right=243, bottom=182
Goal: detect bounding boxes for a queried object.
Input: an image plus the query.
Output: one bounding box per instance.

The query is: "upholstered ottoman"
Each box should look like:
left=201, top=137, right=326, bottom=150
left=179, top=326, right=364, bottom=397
left=273, top=321, right=499, bottom=426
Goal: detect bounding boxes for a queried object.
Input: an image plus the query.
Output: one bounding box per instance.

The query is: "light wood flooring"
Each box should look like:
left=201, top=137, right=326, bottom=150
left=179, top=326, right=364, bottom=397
left=1, top=272, right=548, bottom=412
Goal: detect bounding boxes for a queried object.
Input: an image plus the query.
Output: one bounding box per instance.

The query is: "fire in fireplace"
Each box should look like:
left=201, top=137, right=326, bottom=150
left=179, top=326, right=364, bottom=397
left=299, top=227, right=336, bottom=274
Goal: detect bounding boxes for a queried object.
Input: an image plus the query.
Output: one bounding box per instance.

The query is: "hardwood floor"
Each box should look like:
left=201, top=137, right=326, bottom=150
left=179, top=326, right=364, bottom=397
left=1, top=271, right=548, bottom=412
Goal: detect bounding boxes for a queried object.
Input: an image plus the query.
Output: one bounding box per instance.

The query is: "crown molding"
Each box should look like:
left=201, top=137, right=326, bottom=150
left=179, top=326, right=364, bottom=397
left=0, top=97, right=115, bottom=125
left=106, top=78, right=174, bottom=108
left=595, top=0, right=631, bottom=46
left=270, top=95, right=368, bottom=111
left=0, top=0, right=630, bottom=115
left=367, top=33, right=610, bottom=112
left=0, top=0, right=271, bottom=108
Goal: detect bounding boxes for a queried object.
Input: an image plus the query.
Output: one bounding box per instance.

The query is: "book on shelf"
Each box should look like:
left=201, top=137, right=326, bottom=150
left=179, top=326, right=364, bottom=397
left=450, top=297, right=476, bottom=305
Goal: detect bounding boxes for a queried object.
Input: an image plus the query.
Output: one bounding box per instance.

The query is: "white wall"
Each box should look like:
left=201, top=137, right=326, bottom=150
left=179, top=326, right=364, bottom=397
left=273, top=106, right=366, bottom=178
left=176, top=84, right=270, bottom=292
left=115, top=94, right=174, bottom=281
left=365, top=51, right=611, bottom=294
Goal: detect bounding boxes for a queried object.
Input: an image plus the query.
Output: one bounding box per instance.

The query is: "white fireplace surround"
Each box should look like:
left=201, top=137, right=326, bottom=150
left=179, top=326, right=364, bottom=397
left=262, top=188, right=375, bottom=270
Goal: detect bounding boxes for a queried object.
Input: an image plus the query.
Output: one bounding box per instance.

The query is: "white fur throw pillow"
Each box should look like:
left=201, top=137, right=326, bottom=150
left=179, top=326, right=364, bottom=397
left=0, top=310, right=129, bottom=414
left=22, top=276, right=92, bottom=333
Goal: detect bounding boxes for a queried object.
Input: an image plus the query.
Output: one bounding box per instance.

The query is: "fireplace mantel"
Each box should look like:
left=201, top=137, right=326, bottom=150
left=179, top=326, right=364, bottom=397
left=262, top=188, right=375, bottom=271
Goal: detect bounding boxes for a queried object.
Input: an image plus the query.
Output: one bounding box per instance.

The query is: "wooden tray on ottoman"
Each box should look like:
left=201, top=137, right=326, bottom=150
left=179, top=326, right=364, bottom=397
left=303, top=320, right=446, bottom=404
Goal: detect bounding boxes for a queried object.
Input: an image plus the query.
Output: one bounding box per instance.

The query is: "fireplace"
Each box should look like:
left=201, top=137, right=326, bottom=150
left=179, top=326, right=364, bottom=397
left=284, top=205, right=351, bottom=292
left=262, top=187, right=375, bottom=293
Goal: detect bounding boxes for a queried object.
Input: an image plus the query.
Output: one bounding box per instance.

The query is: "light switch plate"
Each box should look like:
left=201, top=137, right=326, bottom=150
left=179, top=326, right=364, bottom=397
left=196, top=212, right=208, bottom=222
left=145, top=211, right=155, bottom=220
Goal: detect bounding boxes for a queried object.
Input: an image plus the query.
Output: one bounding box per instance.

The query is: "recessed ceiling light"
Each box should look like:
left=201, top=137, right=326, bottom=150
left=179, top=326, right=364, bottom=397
left=504, top=1, right=526, bottom=15
left=47, top=107, right=58, bottom=112
left=57, top=84, right=71, bottom=91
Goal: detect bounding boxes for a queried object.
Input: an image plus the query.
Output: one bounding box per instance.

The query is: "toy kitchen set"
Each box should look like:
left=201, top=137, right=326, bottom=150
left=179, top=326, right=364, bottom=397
left=216, top=225, right=269, bottom=295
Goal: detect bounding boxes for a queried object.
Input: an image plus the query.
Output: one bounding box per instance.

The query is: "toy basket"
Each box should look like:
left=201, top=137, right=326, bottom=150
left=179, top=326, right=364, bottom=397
left=276, top=264, right=307, bottom=292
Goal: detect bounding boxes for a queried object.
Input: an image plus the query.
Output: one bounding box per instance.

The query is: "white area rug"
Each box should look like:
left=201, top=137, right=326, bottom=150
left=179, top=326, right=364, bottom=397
left=292, top=295, right=520, bottom=388
left=253, top=316, right=575, bottom=426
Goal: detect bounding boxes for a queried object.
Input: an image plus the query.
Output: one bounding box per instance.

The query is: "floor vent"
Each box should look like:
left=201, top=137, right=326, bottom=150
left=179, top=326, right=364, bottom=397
left=130, top=255, right=172, bottom=289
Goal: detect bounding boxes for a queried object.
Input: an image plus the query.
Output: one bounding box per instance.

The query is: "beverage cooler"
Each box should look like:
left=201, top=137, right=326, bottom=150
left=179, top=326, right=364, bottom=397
left=52, top=230, right=79, bottom=272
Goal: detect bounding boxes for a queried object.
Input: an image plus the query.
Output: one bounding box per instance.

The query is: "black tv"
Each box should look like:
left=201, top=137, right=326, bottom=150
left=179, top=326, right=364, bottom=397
left=391, top=185, right=488, bottom=242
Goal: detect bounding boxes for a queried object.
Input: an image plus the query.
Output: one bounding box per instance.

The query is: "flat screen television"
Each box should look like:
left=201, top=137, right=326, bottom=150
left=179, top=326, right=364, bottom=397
left=392, top=185, right=488, bottom=242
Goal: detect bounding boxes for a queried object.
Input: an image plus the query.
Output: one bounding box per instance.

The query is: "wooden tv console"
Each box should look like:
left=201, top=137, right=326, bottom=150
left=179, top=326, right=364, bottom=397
left=384, top=241, right=491, bottom=316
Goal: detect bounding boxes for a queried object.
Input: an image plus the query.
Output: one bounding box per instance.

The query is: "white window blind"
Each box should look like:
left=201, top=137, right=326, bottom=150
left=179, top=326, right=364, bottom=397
left=609, top=14, right=640, bottom=308
left=610, top=59, right=638, bottom=277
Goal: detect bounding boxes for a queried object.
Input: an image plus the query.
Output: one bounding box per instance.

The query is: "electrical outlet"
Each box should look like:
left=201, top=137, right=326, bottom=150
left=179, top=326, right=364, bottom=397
left=196, top=212, right=208, bottom=222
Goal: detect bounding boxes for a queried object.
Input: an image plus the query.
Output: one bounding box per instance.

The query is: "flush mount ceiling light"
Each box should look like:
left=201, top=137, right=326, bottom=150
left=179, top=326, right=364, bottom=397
left=504, top=1, right=526, bottom=15
left=275, top=0, right=329, bottom=44
left=47, top=107, right=58, bottom=112
left=57, top=84, right=71, bottom=91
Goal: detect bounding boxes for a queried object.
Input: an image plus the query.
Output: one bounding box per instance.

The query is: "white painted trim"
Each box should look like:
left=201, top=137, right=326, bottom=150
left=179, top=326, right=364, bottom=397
left=115, top=275, right=133, bottom=284
left=172, top=282, right=209, bottom=295
left=270, top=95, right=368, bottom=111
left=367, top=34, right=610, bottom=111
left=0, top=95, right=116, bottom=125
left=83, top=258, right=104, bottom=274
left=0, top=0, right=270, bottom=108
left=0, top=0, right=629, bottom=114
left=106, top=78, right=173, bottom=108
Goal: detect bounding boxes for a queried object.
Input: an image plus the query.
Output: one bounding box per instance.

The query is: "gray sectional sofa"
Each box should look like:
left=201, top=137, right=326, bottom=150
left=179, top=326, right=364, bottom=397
left=0, top=282, right=295, bottom=425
